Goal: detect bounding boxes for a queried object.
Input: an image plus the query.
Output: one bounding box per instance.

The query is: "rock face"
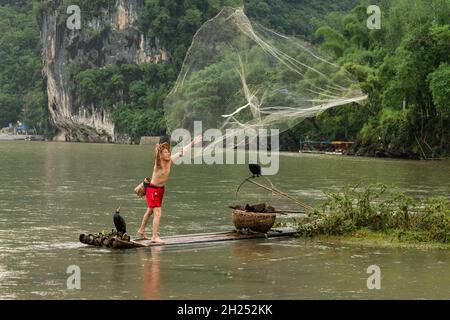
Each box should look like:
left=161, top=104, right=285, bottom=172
left=39, top=0, right=169, bottom=142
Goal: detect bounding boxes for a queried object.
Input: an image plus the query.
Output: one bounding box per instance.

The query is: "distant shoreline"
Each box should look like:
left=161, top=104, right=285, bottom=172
left=1, top=138, right=448, bottom=161
left=0, top=134, right=45, bottom=141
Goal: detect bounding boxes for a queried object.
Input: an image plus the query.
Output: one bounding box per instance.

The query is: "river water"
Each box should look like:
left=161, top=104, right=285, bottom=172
left=0, top=141, right=449, bottom=299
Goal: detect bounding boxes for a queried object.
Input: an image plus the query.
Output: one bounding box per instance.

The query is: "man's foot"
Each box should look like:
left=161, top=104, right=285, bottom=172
left=136, top=230, right=148, bottom=240
left=151, top=236, right=165, bottom=244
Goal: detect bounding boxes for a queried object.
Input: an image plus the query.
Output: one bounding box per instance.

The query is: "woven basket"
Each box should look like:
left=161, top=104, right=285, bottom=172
left=134, top=182, right=146, bottom=197
left=134, top=177, right=151, bottom=197
left=232, top=209, right=276, bottom=233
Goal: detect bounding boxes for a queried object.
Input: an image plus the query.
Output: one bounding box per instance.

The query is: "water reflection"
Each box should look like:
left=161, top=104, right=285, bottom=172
left=140, top=247, right=163, bottom=300
left=227, top=241, right=276, bottom=298
left=108, top=252, right=126, bottom=285
left=230, top=241, right=274, bottom=263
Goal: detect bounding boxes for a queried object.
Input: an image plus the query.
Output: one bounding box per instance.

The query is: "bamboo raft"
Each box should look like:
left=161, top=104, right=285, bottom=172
left=80, top=227, right=298, bottom=249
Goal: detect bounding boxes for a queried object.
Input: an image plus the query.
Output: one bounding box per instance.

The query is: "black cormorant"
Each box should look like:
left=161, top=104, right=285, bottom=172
left=249, top=163, right=261, bottom=177
left=113, top=206, right=126, bottom=234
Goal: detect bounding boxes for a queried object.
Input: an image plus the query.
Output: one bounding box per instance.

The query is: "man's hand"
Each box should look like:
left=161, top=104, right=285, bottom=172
left=184, top=135, right=202, bottom=154
left=171, top=135, right=202, bottom=161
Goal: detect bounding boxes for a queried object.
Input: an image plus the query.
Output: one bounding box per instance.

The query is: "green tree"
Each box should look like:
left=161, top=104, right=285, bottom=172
left=429, top=64, right=450, bottom=116
left=0, top=3, right=45, bottom=131
left=302, top=0, right=450, bottom=158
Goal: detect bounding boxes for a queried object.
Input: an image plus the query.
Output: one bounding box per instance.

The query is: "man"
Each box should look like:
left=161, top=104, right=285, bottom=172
left=137, top=136, right=201, bottom=243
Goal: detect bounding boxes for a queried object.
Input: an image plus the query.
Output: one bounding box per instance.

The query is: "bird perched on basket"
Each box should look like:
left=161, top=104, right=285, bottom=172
left=113, top=206, right=126, bottom=235
left=249, top=163, right=261, bottom=177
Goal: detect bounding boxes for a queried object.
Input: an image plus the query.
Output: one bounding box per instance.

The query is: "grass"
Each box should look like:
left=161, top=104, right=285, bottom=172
left=312, top=228, right=450, bottom=250
left=276, top=183, right=450, bottom=248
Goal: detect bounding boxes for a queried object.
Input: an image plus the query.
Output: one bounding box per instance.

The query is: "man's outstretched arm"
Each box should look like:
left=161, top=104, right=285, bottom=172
left=171, top=135, right=202, bottom=161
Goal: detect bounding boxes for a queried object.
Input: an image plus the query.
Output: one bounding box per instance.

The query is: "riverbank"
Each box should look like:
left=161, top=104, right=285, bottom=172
left=0, top=134, right=45, bottom=141
left=299, top=149, right=449, bottom=161
left=273, top=224, right=450, bottom=250
left=313, top=229, right=450, bottom=250
left=282, top=184, right=450, bottom=249
left=2, top=138, right=447, bottom=161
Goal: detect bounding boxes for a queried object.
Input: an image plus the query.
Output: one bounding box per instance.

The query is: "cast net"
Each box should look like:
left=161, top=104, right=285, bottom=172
left=164, top=7, right=367, bottom=150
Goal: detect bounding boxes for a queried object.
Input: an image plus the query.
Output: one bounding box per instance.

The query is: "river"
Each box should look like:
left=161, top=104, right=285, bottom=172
left=0, top=141, right=449, bottom=299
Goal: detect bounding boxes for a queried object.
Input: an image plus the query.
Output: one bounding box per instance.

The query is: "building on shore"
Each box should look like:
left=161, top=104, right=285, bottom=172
left=299, top=139, right=354, bottom=155
left=0, top=122, right=44, bottom=141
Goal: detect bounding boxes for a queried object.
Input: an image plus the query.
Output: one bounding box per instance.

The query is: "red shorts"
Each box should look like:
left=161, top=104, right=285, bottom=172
left=145, top=184, right=165, bottom=208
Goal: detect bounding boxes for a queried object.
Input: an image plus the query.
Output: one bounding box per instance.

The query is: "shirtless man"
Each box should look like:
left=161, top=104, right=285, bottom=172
left=137, top=136, right=201, bottom=243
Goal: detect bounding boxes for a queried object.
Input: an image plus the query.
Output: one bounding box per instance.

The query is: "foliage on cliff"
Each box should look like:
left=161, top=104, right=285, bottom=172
left=66, top=0, right=358, bottom=140
left=72, top=63, right=172, bottom=140
left=0, top=2, right=47, bottom=132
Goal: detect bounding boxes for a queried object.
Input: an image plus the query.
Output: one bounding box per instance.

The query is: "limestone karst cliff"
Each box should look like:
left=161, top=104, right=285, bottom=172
left=39, top=0, right=169, bottom=142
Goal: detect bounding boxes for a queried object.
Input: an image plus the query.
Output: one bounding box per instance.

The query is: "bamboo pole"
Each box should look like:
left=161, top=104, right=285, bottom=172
left=246, top=179, right=313, bottom=211
left=229, top=206, right=289, bottom=215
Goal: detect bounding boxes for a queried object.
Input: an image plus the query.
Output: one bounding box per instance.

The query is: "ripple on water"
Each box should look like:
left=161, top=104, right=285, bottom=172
left=350, top=254, right=368, bottom=259
left=0, top=265, right=28, bottom=285
left=1, top=143, right=449, bottom=300
left=268, top=256, right=300, bottom=262
left=0, top=241, right=85, bottom=253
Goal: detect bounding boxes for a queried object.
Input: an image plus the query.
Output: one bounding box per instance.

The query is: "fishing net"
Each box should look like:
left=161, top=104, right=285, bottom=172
left=164, top=7, right=367, bottom=150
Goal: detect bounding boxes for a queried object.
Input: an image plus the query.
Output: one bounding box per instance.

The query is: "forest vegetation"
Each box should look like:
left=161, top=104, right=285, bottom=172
left=1, top=0, right=448, bottom=158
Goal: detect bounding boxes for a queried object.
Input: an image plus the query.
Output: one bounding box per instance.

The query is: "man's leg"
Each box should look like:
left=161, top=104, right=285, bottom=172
left=151, top=207, right=164, bottom=243
left=137, top=207, right=153, bottom=239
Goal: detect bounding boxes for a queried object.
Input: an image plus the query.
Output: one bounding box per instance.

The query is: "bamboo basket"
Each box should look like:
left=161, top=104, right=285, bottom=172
left=134, top=183, right=144, bottom=197
left=232, top=209, right=276, bottom=233
left=134, top=177, right=150, bottom=197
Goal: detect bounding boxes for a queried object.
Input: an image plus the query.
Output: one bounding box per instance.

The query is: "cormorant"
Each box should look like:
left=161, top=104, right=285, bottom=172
left=249, top=163, right=261, bottom=177
left=113, top=206, right=126, bottom=234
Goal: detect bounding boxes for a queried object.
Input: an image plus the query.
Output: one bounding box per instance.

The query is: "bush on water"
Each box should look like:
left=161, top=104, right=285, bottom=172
left=294, top=184, right=450, bottom=243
